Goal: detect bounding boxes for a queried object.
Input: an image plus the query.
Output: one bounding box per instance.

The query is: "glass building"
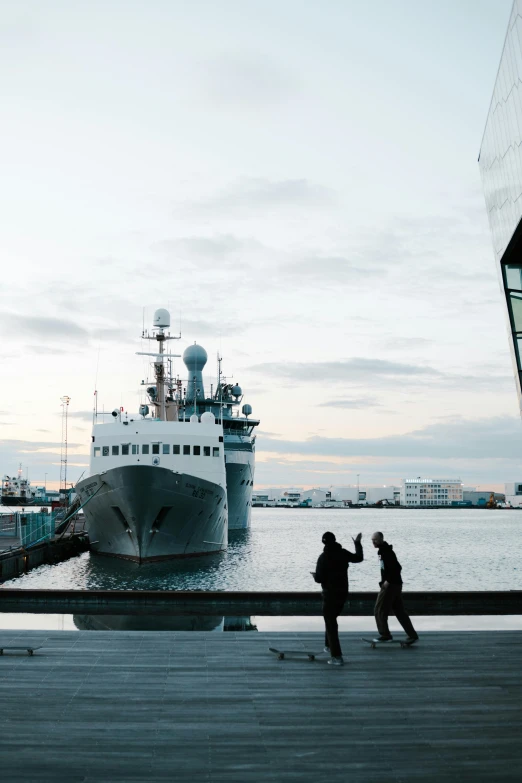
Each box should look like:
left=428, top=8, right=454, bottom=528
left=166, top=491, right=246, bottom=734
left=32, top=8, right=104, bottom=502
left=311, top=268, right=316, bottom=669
left=479, top=0, right=522, bottom=409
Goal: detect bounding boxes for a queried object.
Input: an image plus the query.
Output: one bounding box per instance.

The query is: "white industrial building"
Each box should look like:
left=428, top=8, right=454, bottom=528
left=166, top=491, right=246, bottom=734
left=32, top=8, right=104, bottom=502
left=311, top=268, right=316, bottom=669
left=252, top=485, right=400, bottom=508
left=504, top=482, right=522, bottom=507
left=401, top=478, right=463, bottom=506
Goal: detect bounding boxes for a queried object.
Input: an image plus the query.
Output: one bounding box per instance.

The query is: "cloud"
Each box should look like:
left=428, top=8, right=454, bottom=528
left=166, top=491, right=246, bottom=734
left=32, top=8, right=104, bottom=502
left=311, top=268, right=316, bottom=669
left=199, top=54, right=298, bottom=107
left=318, top=397, right=382, bottom=409
left=249, top=357, right=442, bottom=383
left=180, top=177, right=336, bottom=217
left=67, top=411, right=95, bottom=422
left=153, top=234, right=263, bottom=267
left=0, top=312, right=88, bottom=342
left=257, top=416, right=522, bottom=460
left=90, top=327, right=130, bottom=341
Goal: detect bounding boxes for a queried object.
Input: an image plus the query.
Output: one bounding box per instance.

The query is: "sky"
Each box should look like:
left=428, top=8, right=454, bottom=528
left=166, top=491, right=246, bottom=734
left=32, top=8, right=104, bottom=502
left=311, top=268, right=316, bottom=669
left=0, top=0, right=520, bottom=491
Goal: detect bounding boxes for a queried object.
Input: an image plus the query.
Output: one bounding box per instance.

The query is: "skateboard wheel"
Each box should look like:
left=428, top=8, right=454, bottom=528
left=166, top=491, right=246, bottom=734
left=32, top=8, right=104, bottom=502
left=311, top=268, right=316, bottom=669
left=308, top=655, right=315, bottom=661
left=29, top=650, right=33, bottom=656
left=371, top=643, right=376, bottom=649
left=278, top=654, right=284, bottom=660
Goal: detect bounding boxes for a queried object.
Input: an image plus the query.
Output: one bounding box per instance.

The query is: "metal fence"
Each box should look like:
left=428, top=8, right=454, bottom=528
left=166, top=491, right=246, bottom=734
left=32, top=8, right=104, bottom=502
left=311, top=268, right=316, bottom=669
left=0, top=511, right=57, bottom=548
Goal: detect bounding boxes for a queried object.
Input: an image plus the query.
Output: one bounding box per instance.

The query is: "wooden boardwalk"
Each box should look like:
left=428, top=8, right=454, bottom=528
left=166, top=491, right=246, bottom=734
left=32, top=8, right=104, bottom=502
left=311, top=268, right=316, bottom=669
left=0, top=630, right=520, bottom=782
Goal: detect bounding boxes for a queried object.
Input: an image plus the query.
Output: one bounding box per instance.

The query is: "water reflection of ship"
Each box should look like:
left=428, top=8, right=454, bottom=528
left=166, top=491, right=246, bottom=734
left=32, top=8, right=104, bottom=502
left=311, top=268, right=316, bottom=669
left=73, top=615, right=257, bottom=632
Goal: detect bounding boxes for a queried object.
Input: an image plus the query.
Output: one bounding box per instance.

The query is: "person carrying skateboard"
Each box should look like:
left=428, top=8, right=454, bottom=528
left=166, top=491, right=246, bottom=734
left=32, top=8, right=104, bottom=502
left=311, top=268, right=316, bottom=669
left=371, top=531, right=418, bottom=644
left=311, top=530, right=363, bottom=666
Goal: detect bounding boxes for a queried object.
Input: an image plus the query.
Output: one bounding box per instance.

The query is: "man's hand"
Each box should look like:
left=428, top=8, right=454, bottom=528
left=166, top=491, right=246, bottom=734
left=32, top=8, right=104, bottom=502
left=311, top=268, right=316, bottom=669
left=352, top=532, right=362, bottom=544
left=382, top=580, right=390, bottom=589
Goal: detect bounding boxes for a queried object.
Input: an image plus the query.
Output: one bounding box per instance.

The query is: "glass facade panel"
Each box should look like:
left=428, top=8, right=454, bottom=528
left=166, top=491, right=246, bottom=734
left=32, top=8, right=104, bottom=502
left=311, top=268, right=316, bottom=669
left=183, top=445, right=190, bottom=455
left=162, top=444, right=170, bottom=454
left=122, top=444, right=130, bottom=455
left=102, top=446, right=109, bottom=456
left=152, top=443, right=160, bottom=454
left=509, top=291, right=522, bottom=330
left=142, top=445, right=149, bottom=454
left=506, top=264, right=522, bottom=289
left=173, top=445, right=180, bottom=455
left=112, top=446, right=119, bottom=456
left=193, top=446, right=201, bottom=455
left=132, top=444, right=139, bottom=455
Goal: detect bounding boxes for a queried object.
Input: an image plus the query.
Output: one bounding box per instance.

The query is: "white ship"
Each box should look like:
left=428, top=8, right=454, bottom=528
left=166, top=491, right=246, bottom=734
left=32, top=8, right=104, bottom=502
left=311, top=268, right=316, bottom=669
left=76, top=309, right=228, bottom=562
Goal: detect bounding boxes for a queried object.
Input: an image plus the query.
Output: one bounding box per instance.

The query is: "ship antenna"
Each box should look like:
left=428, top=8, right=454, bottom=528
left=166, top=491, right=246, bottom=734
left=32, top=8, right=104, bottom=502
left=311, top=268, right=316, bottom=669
left=60, top=396, right=71, bottom=506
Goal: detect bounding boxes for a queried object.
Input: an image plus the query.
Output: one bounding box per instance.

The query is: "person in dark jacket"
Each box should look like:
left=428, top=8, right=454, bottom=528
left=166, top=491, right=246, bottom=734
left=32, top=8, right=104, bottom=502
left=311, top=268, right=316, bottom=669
left=312, top=531, right=363, bottom=666
left=371, top=531, right=418, bottom=643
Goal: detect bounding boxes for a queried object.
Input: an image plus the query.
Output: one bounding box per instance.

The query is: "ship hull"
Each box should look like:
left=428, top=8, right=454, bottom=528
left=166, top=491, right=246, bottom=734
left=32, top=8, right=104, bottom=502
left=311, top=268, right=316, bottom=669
left=225, top=449, right=255, bottom=530
left=76, top=465, right=227, bottom=563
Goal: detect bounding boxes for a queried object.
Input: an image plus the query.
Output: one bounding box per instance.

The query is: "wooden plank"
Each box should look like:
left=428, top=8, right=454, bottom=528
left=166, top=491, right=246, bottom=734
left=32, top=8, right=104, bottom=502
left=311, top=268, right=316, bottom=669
left=0, top=630, right=520, bottom=781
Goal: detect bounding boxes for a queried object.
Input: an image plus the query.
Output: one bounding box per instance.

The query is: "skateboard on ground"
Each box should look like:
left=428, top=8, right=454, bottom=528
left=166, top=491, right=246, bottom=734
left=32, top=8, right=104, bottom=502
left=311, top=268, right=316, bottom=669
left=361, top=637, right=417, bottom=649
left=0, top=646, right=41, bottom=656
left=269, top=647, right=325, bottom=661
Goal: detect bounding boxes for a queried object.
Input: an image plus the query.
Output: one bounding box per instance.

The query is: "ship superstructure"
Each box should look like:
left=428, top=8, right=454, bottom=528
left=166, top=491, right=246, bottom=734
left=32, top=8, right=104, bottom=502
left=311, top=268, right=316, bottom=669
left=76, top=309, right=228, bottom=562
left=1, top=465, right=44, bottom=506
left=180, top=345, right=259, bottom=529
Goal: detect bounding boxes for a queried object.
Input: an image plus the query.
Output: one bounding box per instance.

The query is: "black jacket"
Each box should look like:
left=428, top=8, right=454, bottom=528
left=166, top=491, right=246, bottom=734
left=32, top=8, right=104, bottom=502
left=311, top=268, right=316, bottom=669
left=313, top=540, right=363, bottom=591
left=377, top=541, right=402, bottom=586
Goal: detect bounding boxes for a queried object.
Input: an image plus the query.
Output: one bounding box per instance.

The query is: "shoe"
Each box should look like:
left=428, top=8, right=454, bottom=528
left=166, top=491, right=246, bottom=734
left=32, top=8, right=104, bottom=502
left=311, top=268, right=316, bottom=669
left=327, top=656, right=344, bottom=666
left=373, top=635, right=393, bottom=643
left=405, top=636, right=419, bottom=644
left=324, top=647, right=330, bottom=654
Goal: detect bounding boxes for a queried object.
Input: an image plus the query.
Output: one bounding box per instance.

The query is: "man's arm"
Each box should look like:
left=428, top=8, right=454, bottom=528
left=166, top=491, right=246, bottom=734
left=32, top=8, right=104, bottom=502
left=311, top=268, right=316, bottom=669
left=347, top=533, right=363, bottom=563
left=312, top=554, right=324, bottom=583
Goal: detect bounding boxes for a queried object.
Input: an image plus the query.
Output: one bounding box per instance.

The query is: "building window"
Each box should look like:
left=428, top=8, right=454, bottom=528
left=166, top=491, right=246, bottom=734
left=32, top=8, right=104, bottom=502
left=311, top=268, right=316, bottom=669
left=173, top=445, right=180, bottom=455
left=94, top=447, right=100, bottom=457
left=213, top=447, right=220, bottom=457
left=162, top=444, right=170, bottom=455
left=142, top=444, right=150, bottom=455
left=193, top=445, right=201, bottom=455
left=112, top=446, right=119, bottom=456
left=152, top=443, right=160, bottom=455
left=183, top=445, right=190, bottom=455
left=122, top=444, right=130, bottom=455
left=204, top=446, right=210, bottom=456
left=102, top=446, right=109, bottom=456
left=132, top=445, right=139, bottom=455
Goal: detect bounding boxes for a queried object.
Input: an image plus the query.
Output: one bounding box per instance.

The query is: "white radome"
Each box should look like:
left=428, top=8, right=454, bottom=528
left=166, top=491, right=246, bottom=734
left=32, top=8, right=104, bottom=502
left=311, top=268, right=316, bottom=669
left=153, top=308, right=170, bottom=329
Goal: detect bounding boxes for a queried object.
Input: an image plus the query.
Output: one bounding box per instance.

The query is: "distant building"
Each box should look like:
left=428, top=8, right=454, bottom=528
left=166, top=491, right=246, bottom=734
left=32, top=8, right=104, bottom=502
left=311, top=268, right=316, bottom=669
left=463, top=490, right=505, bottom=507
left=504, top=482, right=522, bottom=507
left=401, top=479, right=463, bottom=506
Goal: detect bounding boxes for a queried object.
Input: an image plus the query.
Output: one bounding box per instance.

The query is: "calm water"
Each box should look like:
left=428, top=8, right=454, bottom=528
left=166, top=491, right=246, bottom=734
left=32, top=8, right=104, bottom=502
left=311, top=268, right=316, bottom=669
left=5, top=508, right=522, bottom=592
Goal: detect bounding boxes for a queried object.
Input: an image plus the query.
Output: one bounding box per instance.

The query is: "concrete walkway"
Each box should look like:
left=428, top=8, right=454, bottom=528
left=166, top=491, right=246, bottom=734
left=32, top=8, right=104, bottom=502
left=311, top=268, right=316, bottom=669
left=0, top=630, right=520, bottom=782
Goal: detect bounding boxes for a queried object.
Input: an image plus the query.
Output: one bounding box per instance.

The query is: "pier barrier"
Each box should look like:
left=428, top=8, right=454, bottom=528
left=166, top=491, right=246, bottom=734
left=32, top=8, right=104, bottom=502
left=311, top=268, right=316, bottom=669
left=0, top=589, right=521, bottom=615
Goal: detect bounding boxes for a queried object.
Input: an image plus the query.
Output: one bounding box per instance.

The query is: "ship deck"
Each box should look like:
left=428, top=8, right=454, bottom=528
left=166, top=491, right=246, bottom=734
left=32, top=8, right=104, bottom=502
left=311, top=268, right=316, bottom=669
left=0, top=629, right=520, bottom=781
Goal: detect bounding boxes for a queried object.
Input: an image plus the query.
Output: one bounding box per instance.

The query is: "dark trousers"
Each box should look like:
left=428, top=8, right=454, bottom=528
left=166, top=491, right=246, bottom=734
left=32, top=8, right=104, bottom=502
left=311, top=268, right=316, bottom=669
left=374, top=584, right=416, bottom=638
left=322, top=589, right=348, bottom=658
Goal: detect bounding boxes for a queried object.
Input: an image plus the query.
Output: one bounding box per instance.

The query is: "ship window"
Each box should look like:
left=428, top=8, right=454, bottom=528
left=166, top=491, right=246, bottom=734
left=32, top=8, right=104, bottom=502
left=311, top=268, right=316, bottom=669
left=162, top=444, right=170, bottom=454
left=112, top=446, right=119, bottom=456
left=152, top=443, right=160, bottom=454
left=94, top=447, right=100, bottom=457
left=102, top=446, right=109, bottom=456
left=132, top=444, right=139, bottom=455
left=142, top=444, right=150, bottom=454
left=122, top=444, right=130, bottom=455
left=183, top=445, right=190, bottom=455
left=193, top=445, right=201, bottom=455
left=204, top=446, right=210, bottom=456
left=213, top=447, right=220, bottom=457
left=173, top=445, right=180, bottom=455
